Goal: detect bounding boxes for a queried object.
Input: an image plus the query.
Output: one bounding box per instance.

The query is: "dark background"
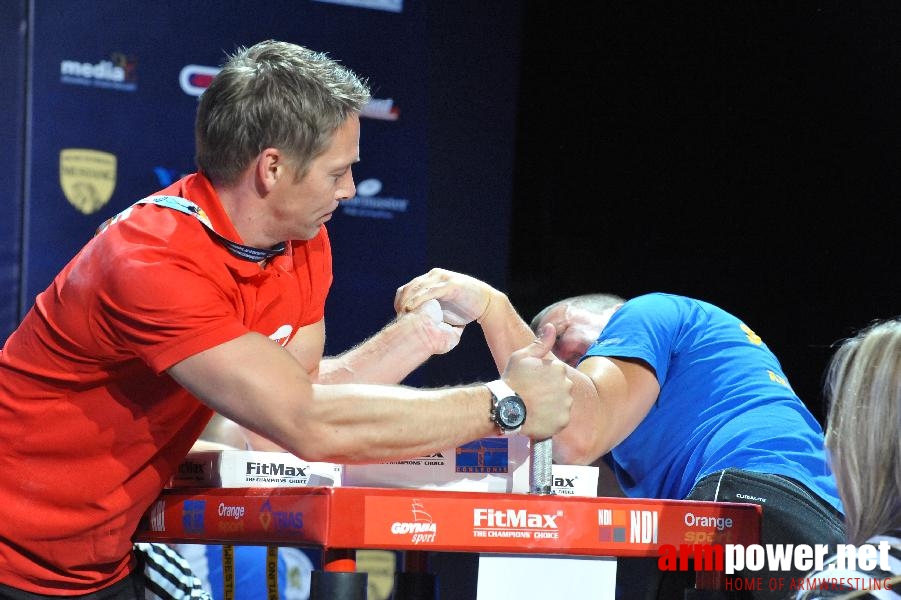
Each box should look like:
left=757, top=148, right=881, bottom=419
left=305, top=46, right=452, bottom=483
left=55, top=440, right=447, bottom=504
left=505, top=2, right=900, bottom=423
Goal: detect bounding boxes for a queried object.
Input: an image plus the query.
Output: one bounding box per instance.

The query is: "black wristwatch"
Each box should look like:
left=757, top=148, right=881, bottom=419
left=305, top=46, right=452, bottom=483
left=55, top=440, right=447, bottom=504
left=485, top=379, right=526, bottom=435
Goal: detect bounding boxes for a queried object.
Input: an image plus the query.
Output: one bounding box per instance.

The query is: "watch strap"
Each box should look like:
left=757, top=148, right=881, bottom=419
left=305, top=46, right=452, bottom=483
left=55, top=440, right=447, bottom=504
left=484, top=379, right=523, bottom=435
left=485, top=379, right=517, bottom=404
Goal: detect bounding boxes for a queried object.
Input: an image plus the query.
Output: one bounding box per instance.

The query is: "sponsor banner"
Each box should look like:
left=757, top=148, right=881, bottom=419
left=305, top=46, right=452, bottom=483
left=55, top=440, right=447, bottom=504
left=22, top=0, right=434, bottom=366
left=344, top=438, right=599, bottom=496
left=137, top=487, right=761, bottom=558
left=343, top=436, right=530, bottom=492
left=138, top=489, right=331, bottom=545
left=18, top=1, right=518, bottom=395
left=170, top=450, right=342, bottom=488
left=0, top=1, right=25, bottom=341
left=350, top=494, right=761, bottom=556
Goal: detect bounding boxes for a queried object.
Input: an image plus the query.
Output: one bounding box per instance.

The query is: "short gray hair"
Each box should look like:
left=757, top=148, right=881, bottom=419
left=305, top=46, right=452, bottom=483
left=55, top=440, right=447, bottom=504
left=195, top=40, right=371, bottom=186
left=529, top=293, right=626, bottom=333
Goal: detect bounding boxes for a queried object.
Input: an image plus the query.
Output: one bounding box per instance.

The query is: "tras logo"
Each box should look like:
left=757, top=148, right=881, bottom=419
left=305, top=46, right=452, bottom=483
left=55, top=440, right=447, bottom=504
left=258, top=499, right=303, bottom=532
left=390, top=499, right=436, bottom=545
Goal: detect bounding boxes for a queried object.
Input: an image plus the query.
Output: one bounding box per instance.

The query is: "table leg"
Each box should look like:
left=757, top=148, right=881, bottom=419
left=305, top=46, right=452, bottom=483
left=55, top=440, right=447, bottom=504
left=310, top=549, right=368, bottom=600
left=392, top=551, right=437, bottom=600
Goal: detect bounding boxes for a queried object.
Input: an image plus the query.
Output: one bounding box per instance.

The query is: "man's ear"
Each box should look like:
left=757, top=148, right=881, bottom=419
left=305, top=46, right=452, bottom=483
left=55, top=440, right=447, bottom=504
left=256, top=147, right=283, bottom=191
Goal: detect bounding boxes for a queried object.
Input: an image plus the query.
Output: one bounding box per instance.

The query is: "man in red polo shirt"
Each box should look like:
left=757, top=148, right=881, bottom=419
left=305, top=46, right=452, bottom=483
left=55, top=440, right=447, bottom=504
left=0, top=40, right=573, bottom=598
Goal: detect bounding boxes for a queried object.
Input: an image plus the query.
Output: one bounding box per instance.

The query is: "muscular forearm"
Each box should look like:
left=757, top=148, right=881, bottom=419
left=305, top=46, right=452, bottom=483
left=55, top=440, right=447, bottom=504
left=476, top=294, right=611, bottom=465
left=318, top=315, right=435, bottom=385
left=173, top=328, right=572, bottom=466
left=477, top=290, right=538, bottom=374
left=288, top=383, right=495, bottom=463
left=553, top=357, right=660, bottom=466
left=552, top=371, right=610, bottom=465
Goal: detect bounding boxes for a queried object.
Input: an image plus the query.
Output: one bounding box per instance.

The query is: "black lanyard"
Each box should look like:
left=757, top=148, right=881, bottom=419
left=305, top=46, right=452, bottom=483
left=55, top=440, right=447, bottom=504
left=96, top=195, right=286, bottom=262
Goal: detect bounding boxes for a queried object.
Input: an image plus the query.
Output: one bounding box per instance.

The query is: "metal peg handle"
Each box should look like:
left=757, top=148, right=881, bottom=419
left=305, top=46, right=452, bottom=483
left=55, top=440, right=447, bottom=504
left=529, top=438, right=553, bottom=495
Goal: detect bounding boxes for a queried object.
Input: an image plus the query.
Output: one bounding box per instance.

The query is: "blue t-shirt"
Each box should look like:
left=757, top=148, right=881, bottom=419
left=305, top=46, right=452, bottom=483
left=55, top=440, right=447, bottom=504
left=582, top=293, right=842, bottom=513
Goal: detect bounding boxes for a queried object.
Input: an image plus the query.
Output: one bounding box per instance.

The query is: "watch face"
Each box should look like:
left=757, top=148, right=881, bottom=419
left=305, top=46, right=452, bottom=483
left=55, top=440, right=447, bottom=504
left=497, top=397, right=526, bottom=428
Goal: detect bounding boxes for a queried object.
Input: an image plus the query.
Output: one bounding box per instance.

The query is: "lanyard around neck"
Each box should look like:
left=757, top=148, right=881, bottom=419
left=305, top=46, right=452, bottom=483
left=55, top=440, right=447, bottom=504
left=96, top=195, right=286, bottom=262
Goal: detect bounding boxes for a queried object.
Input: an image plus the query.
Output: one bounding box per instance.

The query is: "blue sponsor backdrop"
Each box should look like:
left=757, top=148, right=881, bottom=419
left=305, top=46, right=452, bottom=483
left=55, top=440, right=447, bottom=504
left=0, top=2, right=26, bottom=342
left=12, top=0, right=522, bottom=387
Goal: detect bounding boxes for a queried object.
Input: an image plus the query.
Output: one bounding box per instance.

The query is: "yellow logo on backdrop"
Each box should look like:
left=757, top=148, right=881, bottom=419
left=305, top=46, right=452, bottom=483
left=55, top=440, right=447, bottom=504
left=355, top=549, right=396, bottom=600
left=59, top=148, right=117, bottom=214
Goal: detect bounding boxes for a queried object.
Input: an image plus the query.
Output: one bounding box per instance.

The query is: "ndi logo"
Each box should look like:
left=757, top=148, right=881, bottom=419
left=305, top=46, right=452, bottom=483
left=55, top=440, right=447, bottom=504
left=631, top=510, right=659, bottom=543
left=597, top=508, right=659, bottom=543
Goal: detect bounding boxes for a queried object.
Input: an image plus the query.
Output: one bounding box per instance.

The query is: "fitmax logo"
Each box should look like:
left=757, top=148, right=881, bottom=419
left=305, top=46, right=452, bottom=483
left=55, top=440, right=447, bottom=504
left=245, top=462, right=308, bottom=477
left=473, top=508, right=560, bottom=529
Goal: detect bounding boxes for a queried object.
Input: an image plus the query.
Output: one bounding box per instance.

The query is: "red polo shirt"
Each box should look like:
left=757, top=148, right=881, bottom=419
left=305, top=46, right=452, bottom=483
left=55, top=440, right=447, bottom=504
left=0, top=174, right=332, bottom=592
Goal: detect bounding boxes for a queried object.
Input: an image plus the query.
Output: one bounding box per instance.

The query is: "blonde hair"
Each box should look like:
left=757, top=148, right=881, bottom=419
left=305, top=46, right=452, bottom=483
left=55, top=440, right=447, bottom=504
left=824, top=317, right=901, bottom=545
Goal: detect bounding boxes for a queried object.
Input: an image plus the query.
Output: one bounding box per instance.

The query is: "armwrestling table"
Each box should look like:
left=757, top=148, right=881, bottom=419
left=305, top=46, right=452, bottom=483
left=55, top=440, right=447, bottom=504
left=135, top=485, right=761, bottom=599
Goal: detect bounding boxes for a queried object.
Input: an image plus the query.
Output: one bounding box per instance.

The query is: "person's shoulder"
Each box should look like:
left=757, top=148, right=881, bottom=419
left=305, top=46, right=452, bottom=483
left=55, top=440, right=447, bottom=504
left=622, top=292, right=693, bottom=313
left=607, top=294, right=690, bottom=334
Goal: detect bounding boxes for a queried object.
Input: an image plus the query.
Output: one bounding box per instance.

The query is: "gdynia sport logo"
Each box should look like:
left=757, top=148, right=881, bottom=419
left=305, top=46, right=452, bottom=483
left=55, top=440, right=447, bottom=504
left=657, top=541, right=896, bottom=593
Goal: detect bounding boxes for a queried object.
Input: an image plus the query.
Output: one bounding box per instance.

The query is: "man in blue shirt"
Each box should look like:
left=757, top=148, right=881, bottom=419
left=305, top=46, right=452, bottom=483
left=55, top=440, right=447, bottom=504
left=395, top=269, right=845, bottom=600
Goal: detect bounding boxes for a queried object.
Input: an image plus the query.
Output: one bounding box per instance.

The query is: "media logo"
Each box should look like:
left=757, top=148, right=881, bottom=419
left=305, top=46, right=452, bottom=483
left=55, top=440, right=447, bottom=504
left=60, top=52, right=137, bottom=92
left=455, top=438, right=510, bottom=474
left=59, top=148, right=116, bottom=214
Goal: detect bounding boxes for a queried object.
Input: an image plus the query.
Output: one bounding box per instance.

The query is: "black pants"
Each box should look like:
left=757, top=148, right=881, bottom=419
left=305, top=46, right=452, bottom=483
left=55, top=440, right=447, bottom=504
left=616, top=468, right=846, bottom=600
left=0, top=571, right=143, bottom=600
